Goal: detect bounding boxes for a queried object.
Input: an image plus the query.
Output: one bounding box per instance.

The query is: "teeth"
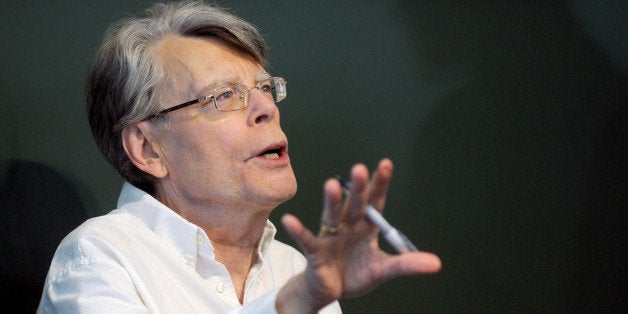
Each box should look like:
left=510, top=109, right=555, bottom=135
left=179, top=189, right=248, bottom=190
left=262, top=152, right=280, bottom=159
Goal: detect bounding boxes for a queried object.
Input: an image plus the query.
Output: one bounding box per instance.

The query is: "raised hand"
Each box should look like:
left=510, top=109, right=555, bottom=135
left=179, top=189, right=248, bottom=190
left=277, top=158, right=441, bottom=313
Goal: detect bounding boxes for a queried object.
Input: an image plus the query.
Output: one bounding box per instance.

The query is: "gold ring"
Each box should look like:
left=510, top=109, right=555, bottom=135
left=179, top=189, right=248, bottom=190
left=320, top=222, right=344, bottom=235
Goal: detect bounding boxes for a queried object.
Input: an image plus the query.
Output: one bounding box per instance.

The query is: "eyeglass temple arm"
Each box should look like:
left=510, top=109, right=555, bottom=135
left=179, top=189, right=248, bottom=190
left=147, top=97, right=211, bottom=120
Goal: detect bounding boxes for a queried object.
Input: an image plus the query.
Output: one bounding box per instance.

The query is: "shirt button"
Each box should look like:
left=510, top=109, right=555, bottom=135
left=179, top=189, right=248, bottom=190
left=196, top=231, right=204, bottom=244
left=216, top=281, right=225, bottom=293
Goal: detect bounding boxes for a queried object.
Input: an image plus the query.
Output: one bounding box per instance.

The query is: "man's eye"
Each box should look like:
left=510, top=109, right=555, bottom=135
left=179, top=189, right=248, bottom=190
left=215, top=88, right=235, bottom=101
left=259, top=83, right=273, bottom=93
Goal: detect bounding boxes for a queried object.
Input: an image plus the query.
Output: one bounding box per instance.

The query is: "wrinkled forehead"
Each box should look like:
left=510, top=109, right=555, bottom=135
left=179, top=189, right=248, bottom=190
left=152, top=35, right=265, bottom=101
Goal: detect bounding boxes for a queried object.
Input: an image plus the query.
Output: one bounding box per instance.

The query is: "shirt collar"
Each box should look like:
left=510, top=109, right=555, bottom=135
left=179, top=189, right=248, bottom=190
left=116, top=182, right=278, bottom=265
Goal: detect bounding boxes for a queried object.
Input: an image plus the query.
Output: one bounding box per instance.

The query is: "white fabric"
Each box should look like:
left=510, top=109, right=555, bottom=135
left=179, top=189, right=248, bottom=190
left=38, top=182, right=341, bottom=313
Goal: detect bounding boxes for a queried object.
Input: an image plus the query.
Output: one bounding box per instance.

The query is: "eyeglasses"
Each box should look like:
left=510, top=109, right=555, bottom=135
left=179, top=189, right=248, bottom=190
left=146, top=76, right=287, bottom=120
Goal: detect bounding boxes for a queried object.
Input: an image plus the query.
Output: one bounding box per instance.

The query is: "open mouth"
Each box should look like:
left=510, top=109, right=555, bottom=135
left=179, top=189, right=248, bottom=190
left=260, top=147, right=282, bottom=159
left=257, top=142, right=286, bottom=160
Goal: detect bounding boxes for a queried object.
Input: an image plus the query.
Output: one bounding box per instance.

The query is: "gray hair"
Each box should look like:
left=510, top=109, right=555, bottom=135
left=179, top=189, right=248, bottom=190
left=87, top=1, right=267, bottom=194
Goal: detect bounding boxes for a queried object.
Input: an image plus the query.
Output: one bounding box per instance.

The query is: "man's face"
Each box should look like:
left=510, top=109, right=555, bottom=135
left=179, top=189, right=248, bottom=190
left=149, top=35, right=297, bottom=213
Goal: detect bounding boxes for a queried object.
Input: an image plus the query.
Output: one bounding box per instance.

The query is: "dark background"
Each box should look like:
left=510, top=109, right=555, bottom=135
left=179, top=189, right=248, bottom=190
left=1, top=1, right=625, bottom=313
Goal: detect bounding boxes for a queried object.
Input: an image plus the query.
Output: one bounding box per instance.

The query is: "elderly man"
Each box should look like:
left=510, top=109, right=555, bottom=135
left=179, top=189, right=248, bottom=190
left=38, top=1, right=440, bottom=313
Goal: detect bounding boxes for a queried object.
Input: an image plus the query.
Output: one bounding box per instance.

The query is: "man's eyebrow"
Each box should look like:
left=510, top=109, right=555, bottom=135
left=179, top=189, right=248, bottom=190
left=255, top=72, right=271, bottom=82
left=196, top=72, right=271, bottom=95
left=197, top=77, right=239, bottom=95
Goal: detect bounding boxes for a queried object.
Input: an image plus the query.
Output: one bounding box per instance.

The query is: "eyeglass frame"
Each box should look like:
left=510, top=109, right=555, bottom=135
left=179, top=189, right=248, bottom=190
left=144, top=76, right=287, bottom=120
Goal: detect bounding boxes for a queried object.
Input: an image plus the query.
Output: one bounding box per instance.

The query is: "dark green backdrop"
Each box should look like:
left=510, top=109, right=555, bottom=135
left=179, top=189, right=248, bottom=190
left=1, top=1, right=625, bottom=313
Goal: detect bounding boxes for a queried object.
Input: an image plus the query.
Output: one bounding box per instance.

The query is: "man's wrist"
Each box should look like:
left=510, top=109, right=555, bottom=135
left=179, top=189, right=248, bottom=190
left=276, top=273, right=332, bottom=314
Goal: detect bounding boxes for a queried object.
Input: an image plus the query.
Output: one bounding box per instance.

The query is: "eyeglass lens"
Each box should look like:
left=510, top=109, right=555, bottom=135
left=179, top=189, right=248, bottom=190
left=214, top=77, right=286, bottom=111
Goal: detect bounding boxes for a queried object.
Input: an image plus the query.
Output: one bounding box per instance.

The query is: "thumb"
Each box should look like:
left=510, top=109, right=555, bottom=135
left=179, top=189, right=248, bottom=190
left=380, top=252, right=442, bottom=281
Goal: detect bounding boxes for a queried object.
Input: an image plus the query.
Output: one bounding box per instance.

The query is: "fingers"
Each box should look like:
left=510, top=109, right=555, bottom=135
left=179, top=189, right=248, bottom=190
left=345, top=164, right=369, bottom=223
left=368, top=159, right=394, bottom=211
left=320, top=179, right=344, bottom=235
left=282, top=158, right=442, bottom=304
left=346, top=159, right=394, bottom=223
left=285, top=158, right=396, bottom=251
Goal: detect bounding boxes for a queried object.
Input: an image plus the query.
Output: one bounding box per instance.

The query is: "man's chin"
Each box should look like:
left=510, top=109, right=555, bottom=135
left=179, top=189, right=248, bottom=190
left=262, top=177, right=297, bottom=207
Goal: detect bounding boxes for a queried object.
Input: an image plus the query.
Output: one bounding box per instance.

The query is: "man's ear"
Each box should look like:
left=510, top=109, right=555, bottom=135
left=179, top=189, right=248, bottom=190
left=121, top=122, right=168, bottom=179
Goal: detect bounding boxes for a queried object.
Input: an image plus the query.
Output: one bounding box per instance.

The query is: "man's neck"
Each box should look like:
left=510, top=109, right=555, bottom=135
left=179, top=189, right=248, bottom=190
left=155, top=186, right=273, bottom=303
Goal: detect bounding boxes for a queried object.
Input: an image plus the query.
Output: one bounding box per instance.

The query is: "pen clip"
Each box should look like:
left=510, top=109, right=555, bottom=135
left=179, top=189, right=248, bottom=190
left=334, top=175, right=351, bottom=197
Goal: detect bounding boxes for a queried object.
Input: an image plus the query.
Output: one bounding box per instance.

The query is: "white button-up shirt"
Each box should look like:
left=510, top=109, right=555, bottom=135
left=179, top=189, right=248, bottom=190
left=38, top=182, right=341, bottom=313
